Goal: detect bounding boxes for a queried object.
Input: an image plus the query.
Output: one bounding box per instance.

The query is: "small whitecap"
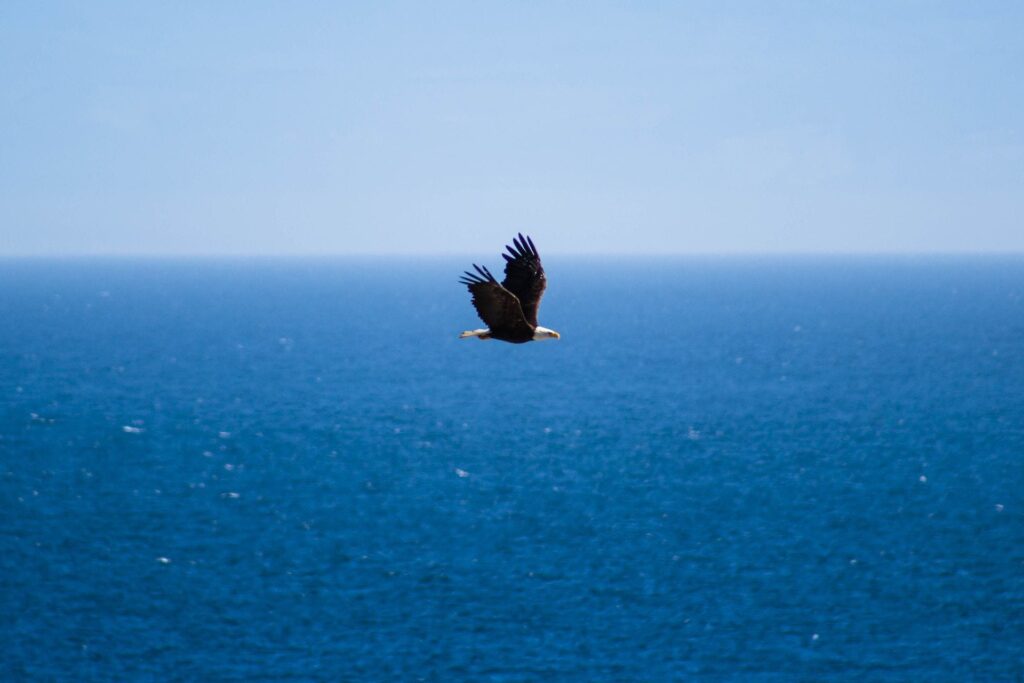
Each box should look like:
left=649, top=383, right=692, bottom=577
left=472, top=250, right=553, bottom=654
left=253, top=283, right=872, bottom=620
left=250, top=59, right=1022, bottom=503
left=687, top=428, right=701, bottom=441
left=224, top=463, right=235, bottom=471
left=218, top=431, right=231, bottom=439
left=157, top=557, right=171, bottom=564
left=454, top=468, right=470, bottom=478
left=122, top=426, right=143, bottom=434
left=995, top=504, right=1005, bottom=512
left=811, top=633, right=819, bottom=641
left=222, top=492, right=240, bottom=499
left=919, top=475, right=928, bottom=483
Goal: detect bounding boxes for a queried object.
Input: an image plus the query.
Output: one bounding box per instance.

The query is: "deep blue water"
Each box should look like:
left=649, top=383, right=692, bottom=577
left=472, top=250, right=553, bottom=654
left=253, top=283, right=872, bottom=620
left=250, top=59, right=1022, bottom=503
left=1, top=257, right=1023, bottom=681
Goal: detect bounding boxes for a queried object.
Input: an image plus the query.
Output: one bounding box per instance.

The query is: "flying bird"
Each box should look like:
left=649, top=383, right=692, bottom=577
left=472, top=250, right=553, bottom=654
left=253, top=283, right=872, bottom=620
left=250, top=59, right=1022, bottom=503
left=459, top=234, right=561, bottom=343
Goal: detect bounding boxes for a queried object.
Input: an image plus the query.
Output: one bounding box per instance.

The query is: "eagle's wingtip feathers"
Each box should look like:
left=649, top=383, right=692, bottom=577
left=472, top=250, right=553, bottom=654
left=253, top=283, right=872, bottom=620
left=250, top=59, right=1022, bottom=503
left=505, top=233, right=539, bottom=259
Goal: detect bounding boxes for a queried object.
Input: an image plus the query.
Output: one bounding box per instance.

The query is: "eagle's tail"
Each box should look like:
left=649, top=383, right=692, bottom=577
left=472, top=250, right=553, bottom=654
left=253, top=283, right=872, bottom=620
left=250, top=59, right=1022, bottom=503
left=459, top=329, right=491, bottom=340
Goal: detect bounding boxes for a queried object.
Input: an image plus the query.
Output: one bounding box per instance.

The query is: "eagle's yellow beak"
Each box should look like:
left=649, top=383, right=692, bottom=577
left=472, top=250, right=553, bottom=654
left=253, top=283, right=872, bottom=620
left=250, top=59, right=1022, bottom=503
left=550, top=331, right=561, bottom=339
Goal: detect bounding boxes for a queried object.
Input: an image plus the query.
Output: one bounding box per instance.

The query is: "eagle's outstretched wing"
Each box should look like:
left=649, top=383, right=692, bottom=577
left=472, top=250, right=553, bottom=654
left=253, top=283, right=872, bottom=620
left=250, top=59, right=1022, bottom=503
left=459, top=264, right=532, bottom=335
left=501, top=233, right=547, bottom=328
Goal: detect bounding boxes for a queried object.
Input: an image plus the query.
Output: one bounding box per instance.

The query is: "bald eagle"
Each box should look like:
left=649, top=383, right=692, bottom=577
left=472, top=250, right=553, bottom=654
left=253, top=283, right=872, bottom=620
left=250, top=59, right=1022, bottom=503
left=459, top=234, right=561, bottom=343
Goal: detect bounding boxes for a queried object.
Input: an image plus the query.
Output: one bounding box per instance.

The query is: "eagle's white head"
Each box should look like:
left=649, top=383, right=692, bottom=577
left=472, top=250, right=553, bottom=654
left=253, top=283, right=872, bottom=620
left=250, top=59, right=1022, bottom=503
left=532, top=326, right=561, bottom=341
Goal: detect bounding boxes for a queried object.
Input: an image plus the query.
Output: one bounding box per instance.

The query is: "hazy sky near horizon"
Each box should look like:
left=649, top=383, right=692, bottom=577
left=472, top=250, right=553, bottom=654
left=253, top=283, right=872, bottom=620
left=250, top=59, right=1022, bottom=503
left=2, top=3, right=1022, bottom=255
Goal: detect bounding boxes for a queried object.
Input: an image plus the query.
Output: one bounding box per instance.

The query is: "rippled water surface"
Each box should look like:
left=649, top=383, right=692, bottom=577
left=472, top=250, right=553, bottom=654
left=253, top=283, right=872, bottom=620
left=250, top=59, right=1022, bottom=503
left=2, top=257, right=1022, bottom=680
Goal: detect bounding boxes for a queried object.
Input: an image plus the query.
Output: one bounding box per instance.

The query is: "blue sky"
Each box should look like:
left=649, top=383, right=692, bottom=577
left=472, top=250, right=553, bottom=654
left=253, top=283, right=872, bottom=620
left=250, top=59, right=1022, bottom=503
left=2, top=2, right=1022, bottom=255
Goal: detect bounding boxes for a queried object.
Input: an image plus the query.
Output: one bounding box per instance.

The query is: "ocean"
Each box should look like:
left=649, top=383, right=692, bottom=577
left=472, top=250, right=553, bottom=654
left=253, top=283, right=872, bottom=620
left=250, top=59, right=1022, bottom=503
left=1, top=257, right=1022, bottom=681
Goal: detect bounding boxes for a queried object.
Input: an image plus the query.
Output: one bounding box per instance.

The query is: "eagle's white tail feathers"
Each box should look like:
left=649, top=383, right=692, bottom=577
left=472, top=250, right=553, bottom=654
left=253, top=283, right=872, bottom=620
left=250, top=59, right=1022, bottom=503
left=459, top=329, right=491, bottom=340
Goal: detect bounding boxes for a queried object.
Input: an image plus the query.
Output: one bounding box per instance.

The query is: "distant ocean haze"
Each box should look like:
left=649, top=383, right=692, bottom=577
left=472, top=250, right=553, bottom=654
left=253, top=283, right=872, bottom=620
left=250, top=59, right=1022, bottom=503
left=1, top=256, right=1022, bottom=680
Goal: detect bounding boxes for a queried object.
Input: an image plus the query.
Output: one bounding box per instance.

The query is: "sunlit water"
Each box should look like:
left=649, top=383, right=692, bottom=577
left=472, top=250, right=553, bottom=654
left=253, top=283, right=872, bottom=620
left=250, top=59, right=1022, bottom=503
left=1, top=257, right=1022, bottom=680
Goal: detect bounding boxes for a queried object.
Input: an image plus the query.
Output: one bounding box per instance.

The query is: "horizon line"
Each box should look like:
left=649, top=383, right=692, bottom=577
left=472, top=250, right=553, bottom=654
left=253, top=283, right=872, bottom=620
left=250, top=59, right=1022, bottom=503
left=2, top=250, right=1023, bottom=260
